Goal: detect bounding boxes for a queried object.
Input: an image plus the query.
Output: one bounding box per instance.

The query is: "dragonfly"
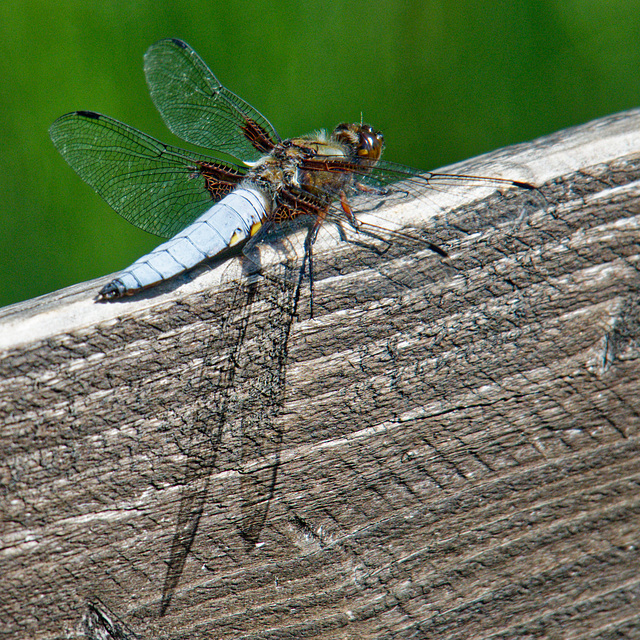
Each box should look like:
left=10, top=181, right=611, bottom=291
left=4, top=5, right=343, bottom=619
left=50, top=38, right=535, bottom=302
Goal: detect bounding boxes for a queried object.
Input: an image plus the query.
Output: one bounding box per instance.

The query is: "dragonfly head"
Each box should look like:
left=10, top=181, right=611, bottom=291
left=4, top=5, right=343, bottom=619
left=333, top=123, right=384, bottom=164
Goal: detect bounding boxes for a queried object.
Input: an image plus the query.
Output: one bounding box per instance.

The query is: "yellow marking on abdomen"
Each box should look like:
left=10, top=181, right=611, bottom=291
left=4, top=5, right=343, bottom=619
left=229, top=230, right=245, bottom=247
left=250, top=221, right=263, bottom=237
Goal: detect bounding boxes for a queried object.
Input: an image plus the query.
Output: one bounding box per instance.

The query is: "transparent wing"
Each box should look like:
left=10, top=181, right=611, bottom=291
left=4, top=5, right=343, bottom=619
left=49, top=111, right=246, bottom=238
left=144, top=38, right=280, bottom=163
left=356, top=159, right=542, bottom=230
left=337, top=158, right=534, bottom=199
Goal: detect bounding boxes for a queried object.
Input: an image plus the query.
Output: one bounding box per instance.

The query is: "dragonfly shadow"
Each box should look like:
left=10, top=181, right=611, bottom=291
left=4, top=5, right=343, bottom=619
left=159, top=256, right=303, bottom=617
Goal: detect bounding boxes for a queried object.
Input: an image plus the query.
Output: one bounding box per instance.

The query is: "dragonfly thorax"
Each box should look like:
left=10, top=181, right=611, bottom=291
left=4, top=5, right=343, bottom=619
left=246, top=133, right=358, bottom=211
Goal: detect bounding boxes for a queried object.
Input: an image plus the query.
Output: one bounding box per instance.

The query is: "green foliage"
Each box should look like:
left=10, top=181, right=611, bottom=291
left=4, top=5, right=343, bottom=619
left=2, top=0, right=640, bottom=306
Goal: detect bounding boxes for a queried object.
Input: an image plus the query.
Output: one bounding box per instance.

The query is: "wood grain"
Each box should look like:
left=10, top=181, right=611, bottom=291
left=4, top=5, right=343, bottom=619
left=1, top=110, right=640, bottom=639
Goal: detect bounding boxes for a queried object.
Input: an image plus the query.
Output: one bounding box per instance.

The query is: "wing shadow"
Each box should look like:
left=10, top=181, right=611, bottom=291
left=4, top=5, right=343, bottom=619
left=160, top=257, right=303, bottom=616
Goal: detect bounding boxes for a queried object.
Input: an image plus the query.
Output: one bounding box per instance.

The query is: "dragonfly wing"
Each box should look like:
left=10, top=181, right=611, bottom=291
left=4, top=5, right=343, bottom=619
left=144, top=38, right=280, bottom=163
left=297, top=156, right=538, bottom=225
left=338, top=159, right=532, bottom=196
left=49, top=111, right=245, bottom=238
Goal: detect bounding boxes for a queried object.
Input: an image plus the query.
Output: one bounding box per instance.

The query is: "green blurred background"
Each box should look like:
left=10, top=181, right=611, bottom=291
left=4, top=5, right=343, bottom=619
left=2, top=0, right=640, bottom=308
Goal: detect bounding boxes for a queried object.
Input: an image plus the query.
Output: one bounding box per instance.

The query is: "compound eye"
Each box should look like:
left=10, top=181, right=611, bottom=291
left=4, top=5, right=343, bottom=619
left=358, top=129, right=383, bottom=161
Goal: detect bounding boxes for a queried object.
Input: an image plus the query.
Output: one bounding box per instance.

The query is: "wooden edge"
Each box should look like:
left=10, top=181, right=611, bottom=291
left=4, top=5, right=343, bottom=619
left=2, top=108, right=640, bottom=351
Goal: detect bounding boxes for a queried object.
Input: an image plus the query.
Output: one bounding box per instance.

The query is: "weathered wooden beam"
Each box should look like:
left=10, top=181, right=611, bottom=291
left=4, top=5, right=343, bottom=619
left=2, top=110, right=640, bottom=639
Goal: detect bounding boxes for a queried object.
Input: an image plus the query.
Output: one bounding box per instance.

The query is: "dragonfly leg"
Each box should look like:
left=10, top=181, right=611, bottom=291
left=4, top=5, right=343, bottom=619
left=303, top=226, right=316, bottom=318
left=302, top=206, right=332, bottom=318
left=340, top=191, right=360, bottom=231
